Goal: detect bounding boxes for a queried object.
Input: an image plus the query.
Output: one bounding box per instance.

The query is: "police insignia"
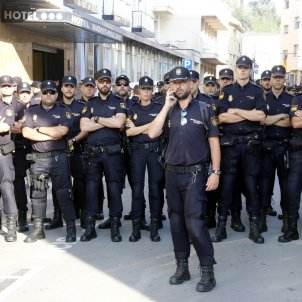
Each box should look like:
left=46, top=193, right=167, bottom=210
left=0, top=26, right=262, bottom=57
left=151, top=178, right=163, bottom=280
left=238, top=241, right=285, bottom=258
left=133, top=113, right=138, bottom=120
left=91, top=107, right=94, bottom=114
left=168, top=120, right=171, bottom=128
left=212, top=104, right=217, bottom=111
left=291, top=105, right=298, bottom=112
left=66, top=112, right=72, bottom=119
left=81, top=106, right=87, bottom=114
left=120, top=102, right=126, bottom=109
left=176, top=68, right=182, bottom=76
left=228, top=95, right=233, bottom=102
left=33, top=114, right=38, bottom=121
left=211, top=117, right=218, bottom=126
left=219, top=93, right=224, bottom=100
left=5, top=109, right=13, bottom=117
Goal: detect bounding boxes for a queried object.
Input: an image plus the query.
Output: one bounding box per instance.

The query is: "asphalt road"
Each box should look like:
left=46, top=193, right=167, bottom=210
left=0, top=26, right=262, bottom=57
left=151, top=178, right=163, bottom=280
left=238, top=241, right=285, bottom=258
left=0, top=182, right=301, bottom=302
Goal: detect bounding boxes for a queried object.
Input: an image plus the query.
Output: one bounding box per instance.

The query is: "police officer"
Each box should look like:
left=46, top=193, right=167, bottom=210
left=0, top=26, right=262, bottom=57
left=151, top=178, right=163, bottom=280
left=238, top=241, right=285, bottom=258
left=80, top=68, right=126, bottom=242
left=148, top=67, right=219, bottom=292
left=259, top=65, right=292, bottom=234
left=12, top=82, right=33, bottom=232
left=260, top=70, right=272, bottom=95
left=0, top=75, right=19, bottom=242
left=153, top=80, right=165, bottom=99
left=80, top=77, right=96, bottom=102
left=218, top=68, right=234, bottom=90
left=279, top=83, right=302, bottom=242
left=22, top=80, right=76, bottom=243
left=213, top=55, right=267, bottom=244
left=203, top=76, right=218, bottom=97
left=126, top=76, right=163, bottom=242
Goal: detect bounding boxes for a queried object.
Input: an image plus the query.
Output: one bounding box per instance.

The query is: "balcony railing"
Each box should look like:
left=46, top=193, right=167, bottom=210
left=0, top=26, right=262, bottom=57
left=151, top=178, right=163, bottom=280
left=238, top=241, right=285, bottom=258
left=102, top=0, right=131, bottom=27
left=132, top=10, right=155, bottom=38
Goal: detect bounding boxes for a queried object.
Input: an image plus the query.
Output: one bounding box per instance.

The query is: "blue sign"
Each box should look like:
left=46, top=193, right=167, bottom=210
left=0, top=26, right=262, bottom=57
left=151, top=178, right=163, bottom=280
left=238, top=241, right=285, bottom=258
left=183, top=59, right=193, bottom=70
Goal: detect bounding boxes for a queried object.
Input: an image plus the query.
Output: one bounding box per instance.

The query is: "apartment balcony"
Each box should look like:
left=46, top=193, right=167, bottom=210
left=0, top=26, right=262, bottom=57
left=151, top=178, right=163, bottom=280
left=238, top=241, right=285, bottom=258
left=102, top=0, right=131, bottom=27
left=152, top=0, right=174, bottom=15
left=132, top=10, right=155, bottom=38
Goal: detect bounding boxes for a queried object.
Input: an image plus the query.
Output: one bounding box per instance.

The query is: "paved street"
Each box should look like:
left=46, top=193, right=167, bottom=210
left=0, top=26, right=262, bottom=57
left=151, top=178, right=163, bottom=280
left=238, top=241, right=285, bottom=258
left=0, top=183, right=302, bottom=302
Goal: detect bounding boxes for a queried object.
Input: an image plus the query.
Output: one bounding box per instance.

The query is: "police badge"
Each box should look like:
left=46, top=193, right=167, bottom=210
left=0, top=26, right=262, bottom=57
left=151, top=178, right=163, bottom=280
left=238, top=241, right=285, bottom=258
left=228, top=95, right=233, bottom=102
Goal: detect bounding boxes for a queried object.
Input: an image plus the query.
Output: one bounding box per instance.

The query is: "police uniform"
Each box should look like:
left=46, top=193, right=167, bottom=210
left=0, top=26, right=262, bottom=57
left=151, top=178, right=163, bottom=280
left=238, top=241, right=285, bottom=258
left=23, top=80, right=76, bottom=243
left=0, top=75, right=18, bottom=242
left=163, top=67, right=217, bottom=291
left=279, top=92, right=302, bottom=242
left=127, top=76, right=164, bottom=242
left=219, top=68, right=234, bottom=82
left=80, top=69, right=126, bottom=242
left=213, top=56, right=267, bottom=244
left=260, top=70, right=272, bottom=94
left=259, top=66, right=292, bottom=233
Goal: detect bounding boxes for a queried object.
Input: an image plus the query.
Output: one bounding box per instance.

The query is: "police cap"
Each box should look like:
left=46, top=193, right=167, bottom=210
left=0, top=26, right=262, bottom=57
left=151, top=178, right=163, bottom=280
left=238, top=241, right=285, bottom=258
left=236, top=55, right=253, bottom=68
left=261, top=70, right=272, bottom=80
left=95, top=68, right=112, bottom=81
left=219, top=68, right=234, bottom=79
left=271, top=65, right=286, bottom=77
left=189, top=70, right=200, bottom=80
left=81, top=77, right=96, bottom=87
left=203, top=76, right=217, bottom=85
left=163, top=72, right=170, bottom=84
left=40, top=80, right=57, bottom=92
left=139, top=76, right=154, bottom=88
left=115, top=74, right=130, bottom=85
left=157, top=80, right=164, bottom=87
left=17, top=82, right=31, bottom=93
left=169, top=67, right=190, bottom=81
left=0, top=75, right=14, bottom=87
left=62, top=75, right=77, bottom=86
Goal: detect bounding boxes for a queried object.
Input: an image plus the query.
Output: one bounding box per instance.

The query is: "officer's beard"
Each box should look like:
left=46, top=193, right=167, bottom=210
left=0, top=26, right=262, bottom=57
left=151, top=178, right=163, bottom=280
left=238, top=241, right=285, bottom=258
left=175, top=90, right=191, bottom=101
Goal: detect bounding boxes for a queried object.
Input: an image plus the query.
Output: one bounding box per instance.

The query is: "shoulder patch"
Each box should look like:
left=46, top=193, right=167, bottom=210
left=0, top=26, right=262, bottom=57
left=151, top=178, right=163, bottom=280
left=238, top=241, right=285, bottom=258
left=120, top=102, right=126, bottom=109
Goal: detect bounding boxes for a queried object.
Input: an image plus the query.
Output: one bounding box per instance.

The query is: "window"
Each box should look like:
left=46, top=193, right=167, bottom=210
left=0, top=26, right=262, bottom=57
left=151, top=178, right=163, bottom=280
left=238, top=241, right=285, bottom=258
left=284, top=25, right=289, bottom=34
left=294, top=44, right=299, bottom=57
left=295, top=17, right=300, bottom=29
left=285, top=0, right=289, bottom=9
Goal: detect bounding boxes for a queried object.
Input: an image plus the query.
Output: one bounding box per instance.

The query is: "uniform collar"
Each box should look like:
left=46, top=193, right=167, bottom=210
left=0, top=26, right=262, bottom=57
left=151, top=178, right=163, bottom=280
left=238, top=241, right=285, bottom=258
left=235, top=81, right=251, bottom=90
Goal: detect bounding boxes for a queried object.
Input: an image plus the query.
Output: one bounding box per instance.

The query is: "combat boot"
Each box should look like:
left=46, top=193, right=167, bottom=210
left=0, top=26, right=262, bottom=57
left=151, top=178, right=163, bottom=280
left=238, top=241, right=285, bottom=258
left=45, top=209, right=63, bottom=230
left=278, top=215, right=299, bottom=242
left=196, top=265, right=216, bottom=292
left=205, top=212, right=216, bottom=229
left=66, top=220, right=76, bottom=243
left=140, top=216, right=150, bottom=231
left=111, top=217, right=122, bottom=242
left=17, top=210, right=29, bottom=232
left=80, top=217, right=97, bottom=241
left=150, top=218, right=160, bottom=242
left=5, top=216, right=17, bottom=242
left=230, top=212, right=245, bottom=232
left=24, top=218, right=45, bottom=243
left=249, top=217, right=264, bottom=244
left=211, top=216, right=227, bottom=242
left=123, top=211, right=132, bottom=220
left=258, top=211, right=268, bottom=233
left=169, top=258, right=190, bottom=285
left=129, top=219, right=141, bottom=242
left=281, top=212, right=289, bottom=233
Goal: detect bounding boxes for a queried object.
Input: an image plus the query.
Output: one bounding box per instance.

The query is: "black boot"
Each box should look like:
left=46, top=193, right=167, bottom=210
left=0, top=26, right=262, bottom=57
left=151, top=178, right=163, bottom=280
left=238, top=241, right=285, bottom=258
left=211, top=216, right=227, bottom=242
left=258, top=211, right=268, bottom=233
left=80, top=211, right=86, bottom=229
left=278, top=215, right=299, bottom=242
left=17, top=210, right=29, bottom=233
left=45, top=209, right=63, bottom=230
left=24, top=218, right=45, bottom=243
left=95, top=212, right=104, bottom=220
left=5, top=216, right=17, bottom=242
left=169, top=258, right=190, bottom=285
left=124, top=211, right=132, bottom=220
left=281, top=212, right=289, bottom=233
left=98, top=217, right=122, bottom=229
left=205, top=213, right=216, bottom=229
left=66, top=220, right=76, bottom=242
left=150, top=218, right=161, bottom=242
left=249, top=217, right=264, bottom=244
left=196, top=265, right=216, bottom=292
left=231, top=212, right=245, bottom=232
left=129, top=219, right=141, bottom=242
left=80, top=217, right=97, bottom=241
left=267, top=205, right=277, bottom=217
left=140, top=216, right=150, bottom=231
left=111, top=217, right=122, bottom=242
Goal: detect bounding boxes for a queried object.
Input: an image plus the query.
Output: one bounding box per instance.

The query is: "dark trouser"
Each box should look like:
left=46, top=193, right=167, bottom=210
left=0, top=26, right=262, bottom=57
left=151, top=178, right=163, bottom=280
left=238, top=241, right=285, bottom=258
left=259, top=144, right=288, bottom=213
left=231, top=174, right=244, bottom=214
left=287, top=150, right=302, bottom=217
left=166, top=166, right=216, bottom=266
left=130, top=148, right=163, bottom=220
left=205, top=188, right=220, bottom=217
left=0, top=153, right=17, bottom=216
left=85, top=151, right=123, bottom=218
left=13, top=147, right=30, bottom=212
left=30, top=152, right=75, bottom=221
left=219, top=143, right=261, bottom=218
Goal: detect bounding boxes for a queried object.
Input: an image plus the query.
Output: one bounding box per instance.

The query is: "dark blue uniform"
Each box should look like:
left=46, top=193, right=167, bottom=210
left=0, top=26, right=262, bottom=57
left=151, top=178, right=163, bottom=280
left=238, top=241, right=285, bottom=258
left=217, top=82, right=267, bottom=217
left=259, top=90, right=292, bottom=216
left=165, top=98, right=218, bottom=265
left=128, top=101, right=164, bottom=223
left=23, top=103, right=76, bottom=222
left=82, top=93, right=126, bottom=221
left=0, top=99, right=17, bottom=217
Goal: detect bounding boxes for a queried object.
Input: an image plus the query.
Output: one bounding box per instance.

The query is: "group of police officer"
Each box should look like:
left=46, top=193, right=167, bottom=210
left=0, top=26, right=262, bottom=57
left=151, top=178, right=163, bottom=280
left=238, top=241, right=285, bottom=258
left=0, top=54, right=302, bottom=293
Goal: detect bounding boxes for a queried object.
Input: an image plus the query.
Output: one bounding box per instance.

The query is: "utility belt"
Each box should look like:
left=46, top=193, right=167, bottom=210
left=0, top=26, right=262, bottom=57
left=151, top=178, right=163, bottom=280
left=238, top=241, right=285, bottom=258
left=262, top=138, right=289, bottom=151
left=85, top=144, right=122, bottom=155
left=220, top=133, right=261, bottom=147
left=26, top=150, right=64, bottom=161
left=0, top=141, right=15, bottom=155
left=165, top=162, right=206, bottom=174
left=129, top=141, right=160, bottom=152
left=289, top=136, right=302, bottom=152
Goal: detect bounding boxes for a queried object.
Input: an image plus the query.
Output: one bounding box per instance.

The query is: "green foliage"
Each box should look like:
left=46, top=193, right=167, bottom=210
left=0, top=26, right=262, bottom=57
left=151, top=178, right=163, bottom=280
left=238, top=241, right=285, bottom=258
left=224, top=0, right=280, bottom=32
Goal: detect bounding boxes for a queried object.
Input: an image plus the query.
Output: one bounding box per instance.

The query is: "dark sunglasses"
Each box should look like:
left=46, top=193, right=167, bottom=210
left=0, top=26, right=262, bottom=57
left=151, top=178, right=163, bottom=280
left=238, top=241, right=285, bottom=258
left=116, top=83, right=129, bottom=87
left=42, top=90, right=56, bottom=95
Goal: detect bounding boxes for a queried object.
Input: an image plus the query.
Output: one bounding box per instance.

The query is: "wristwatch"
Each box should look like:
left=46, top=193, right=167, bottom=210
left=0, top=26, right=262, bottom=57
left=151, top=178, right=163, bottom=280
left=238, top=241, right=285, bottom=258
left=211, top=169, right=221, bottom=175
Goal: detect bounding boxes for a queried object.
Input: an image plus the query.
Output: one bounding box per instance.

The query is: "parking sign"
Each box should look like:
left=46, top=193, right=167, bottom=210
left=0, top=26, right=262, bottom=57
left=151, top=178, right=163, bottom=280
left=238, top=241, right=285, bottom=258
left=183, top=59, right=193, bottom=70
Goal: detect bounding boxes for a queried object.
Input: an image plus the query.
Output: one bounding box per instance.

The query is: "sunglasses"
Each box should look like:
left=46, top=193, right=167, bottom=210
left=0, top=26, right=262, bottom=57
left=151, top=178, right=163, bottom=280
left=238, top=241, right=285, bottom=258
left=181, top=109, right=187, bottom=126
left=97, top=79, right=111, bottom=84
left=42, top=90, right=56, bottom=95
left=84, top=84, right=95, bottom=88
left=19, top=91, right=31, bottom=94
left=116, top=83, right=129, bottom=87
left=1, top=84, right=12, bottom=88
left=63, top=84, right=75, bottom=88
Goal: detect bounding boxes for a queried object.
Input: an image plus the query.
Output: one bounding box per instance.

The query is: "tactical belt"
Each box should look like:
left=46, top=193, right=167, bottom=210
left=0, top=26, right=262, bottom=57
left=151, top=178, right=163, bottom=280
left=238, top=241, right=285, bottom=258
left=233, top=134, right=260, bottom=144
left=165, top=163, right=206, bottom=173
left=86, top=144, right=121, bottom=154
left=129, top=141, right=160, bottom=151
left=26, top=150, right=64, bottom=160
